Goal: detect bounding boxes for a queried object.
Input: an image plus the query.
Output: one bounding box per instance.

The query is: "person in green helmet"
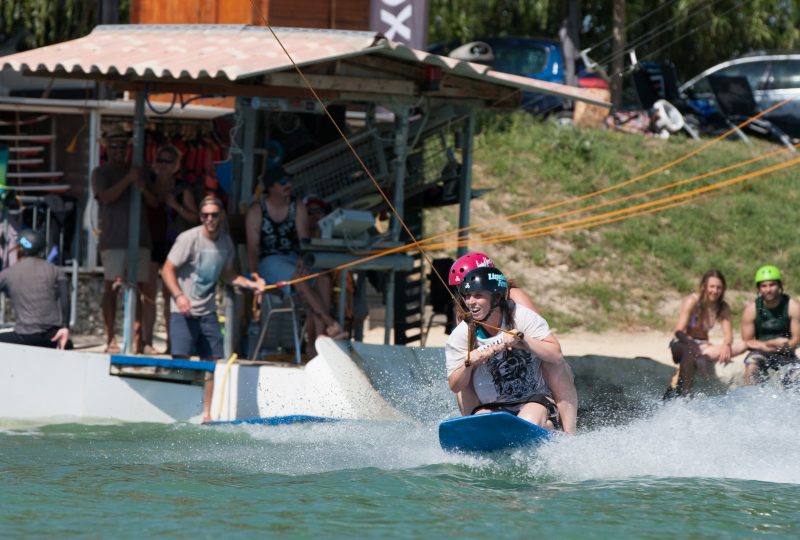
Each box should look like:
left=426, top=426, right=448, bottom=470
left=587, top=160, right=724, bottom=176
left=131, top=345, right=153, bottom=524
left=740, top=265, right=800, bottom=385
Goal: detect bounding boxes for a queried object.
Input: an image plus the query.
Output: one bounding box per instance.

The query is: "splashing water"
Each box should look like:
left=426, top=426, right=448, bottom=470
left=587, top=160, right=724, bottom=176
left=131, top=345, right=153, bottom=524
left=531, top=385, right=800, bottom=484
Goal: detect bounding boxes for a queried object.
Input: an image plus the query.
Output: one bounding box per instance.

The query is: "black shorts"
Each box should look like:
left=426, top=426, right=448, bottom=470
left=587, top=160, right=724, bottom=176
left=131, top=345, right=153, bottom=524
left=471, top=394, right=559, bottom=422
left=0, top=327, right=73, bottom=349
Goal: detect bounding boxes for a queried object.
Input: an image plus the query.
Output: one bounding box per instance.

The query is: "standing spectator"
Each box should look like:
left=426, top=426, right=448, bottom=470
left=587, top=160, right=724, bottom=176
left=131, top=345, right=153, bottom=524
left=92, top=126, right=153, bottom=353
left=162, top=196, right=264, bottom=422
left=741, top=265, right=800, bottom=384
left=0, top=230, right=71, bottom=349
left=141, top=144, right=198, bottom=354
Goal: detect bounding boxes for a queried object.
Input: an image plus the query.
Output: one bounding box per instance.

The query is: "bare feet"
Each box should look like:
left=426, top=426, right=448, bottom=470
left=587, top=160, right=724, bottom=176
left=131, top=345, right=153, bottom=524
left=325, top=321, right=348, bottom=340
left=141, top=345, right=159, bottom=356
left=104, top=342, right=120, bottom=354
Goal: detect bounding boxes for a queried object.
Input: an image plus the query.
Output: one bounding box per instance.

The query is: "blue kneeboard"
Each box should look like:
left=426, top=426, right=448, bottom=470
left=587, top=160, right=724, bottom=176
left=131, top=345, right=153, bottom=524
left=439, top=412, right=551, bottom=452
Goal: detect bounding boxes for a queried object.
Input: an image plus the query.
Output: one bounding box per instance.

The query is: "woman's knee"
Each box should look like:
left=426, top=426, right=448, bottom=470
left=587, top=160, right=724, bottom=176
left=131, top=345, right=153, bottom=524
left=517, top=403, right=548, bottom=426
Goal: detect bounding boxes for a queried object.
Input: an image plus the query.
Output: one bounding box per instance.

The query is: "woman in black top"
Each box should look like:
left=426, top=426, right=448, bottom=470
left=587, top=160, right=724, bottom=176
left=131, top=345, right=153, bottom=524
left=141, top=144, right=198, bottom=354
left=245, top=167, right=346, bottom=358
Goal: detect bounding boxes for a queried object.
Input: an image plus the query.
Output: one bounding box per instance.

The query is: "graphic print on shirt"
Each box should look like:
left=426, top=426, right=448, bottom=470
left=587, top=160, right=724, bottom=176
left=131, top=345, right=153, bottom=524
left=488, top=348, right=542, bottom=401
left=191, top=248, right=226, bottom=299
left=260, top=200, right=298, bottom=255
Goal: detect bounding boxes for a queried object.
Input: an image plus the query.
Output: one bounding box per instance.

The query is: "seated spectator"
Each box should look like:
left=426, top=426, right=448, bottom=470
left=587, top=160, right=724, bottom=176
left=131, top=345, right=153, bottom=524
left=141, top=144, right=198, bottom=354
left=0, top=230, right=72, bottom=350
left=302, top=194, right=340, bottom=351
left=245, top=168, right=346, bottom=359
left=741, top=265, right=800, bottom=385
left=666, top=269, right=746, bottom=397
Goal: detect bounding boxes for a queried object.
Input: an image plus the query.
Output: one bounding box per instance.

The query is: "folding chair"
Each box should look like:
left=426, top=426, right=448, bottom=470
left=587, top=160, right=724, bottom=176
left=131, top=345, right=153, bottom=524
left=707, top=75, right=795, bottom=150
left=251, top=291, right=305, bottom=364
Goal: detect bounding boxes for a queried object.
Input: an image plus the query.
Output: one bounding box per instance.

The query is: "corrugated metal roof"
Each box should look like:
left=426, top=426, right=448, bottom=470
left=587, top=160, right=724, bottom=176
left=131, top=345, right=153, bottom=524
left=0, top=25, right=609, bottom=107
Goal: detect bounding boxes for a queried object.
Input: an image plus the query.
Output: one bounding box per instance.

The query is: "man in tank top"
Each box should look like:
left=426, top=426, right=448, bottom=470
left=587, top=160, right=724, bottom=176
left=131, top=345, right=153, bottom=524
left=740, top=265, right=800, bottom=384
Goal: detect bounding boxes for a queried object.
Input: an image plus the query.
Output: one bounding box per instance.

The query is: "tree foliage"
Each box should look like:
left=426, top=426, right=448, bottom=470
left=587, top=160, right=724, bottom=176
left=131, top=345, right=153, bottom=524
left=0, top=0, right=130, bottom=51
left=429, top=0, right=800, bottom=79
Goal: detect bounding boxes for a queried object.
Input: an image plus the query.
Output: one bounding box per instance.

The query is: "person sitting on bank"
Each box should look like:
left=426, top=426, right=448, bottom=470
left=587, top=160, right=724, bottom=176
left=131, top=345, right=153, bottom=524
left=741, top=265, right=800, bottom=385
left=162, top=196, right=265, bottom=422
left=667, top=269, right=747, bottom=396
left=448, top=253, right=577, bottom=434
left=0, top=230, right=72, bottom=350
left=245, top=167, right=346, bottom=359
left=445, top=267, right=565, bottom=431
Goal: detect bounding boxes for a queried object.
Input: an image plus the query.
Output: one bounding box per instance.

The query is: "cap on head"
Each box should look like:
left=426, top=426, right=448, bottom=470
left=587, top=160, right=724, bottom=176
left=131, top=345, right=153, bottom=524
left=18, top=229, right=45, bottom=256
left=104, top=125, right=130, bottom=141
left=260, top=166, right=291, bottom=189
left=754, top=264, right=782, bottom=285
left=448, top=252, right=494, bottom=286
left=459, top=266, right=509, bottom=300
left=303, top=194, right=329, bottom=214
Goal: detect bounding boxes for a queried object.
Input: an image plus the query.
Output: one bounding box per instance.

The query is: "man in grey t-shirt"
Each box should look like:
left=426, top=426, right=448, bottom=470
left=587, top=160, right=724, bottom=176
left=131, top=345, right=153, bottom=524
left=0, top=230, right=72, bottom=350
left=162, top=196, right=264, bottom=422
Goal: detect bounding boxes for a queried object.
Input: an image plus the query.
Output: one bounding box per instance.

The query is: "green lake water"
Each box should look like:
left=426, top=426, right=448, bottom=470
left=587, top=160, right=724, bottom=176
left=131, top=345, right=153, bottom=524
left=2, top=387, right=799, bottom=538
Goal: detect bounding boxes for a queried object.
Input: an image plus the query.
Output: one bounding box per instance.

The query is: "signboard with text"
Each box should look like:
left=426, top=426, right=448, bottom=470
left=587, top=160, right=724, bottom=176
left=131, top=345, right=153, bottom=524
left=370, top=0, right=428, bottom=50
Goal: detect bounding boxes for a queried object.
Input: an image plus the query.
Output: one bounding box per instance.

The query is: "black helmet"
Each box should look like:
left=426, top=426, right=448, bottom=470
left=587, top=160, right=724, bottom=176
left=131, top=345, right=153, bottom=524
left=18, top=229, right=45, bottom=256
left=459, top=266, right=509, bottom=300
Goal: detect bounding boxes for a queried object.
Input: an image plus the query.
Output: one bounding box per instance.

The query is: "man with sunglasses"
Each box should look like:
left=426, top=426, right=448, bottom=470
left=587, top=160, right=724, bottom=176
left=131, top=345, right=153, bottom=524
left=92, top=126, right=153, bottom=353
left=162, top=196, right=265, bottom=422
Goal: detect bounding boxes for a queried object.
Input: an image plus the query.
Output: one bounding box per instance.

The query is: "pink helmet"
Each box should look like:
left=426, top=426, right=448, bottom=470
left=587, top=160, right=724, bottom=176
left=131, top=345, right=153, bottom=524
left=448, top=252, right=494, bottom=286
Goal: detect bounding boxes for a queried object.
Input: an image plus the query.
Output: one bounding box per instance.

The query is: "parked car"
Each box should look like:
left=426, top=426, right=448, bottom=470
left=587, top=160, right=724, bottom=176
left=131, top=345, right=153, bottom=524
left=430, top=37, right=608, bottom=119
left=679, top=51, right=800, bottom=138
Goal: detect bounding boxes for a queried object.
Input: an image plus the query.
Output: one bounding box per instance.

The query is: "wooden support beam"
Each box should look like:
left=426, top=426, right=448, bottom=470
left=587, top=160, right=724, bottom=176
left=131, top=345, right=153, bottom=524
left=265, top=73, right=416, bottom=96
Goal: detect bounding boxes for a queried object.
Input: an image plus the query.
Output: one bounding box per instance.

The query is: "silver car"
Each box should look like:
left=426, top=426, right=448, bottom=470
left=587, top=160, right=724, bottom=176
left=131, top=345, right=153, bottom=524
left=679, top=52, right=800, bottom=138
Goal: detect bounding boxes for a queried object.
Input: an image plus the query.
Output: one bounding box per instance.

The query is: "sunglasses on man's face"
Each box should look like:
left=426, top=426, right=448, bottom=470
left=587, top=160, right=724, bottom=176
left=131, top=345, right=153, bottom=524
left=200, top=212, right=221, bottom=221
left=277, top=176, right=290, bottom=186
left=156, top=157, right=175, bottom=165
left=108, top=143, right=127, bottom=150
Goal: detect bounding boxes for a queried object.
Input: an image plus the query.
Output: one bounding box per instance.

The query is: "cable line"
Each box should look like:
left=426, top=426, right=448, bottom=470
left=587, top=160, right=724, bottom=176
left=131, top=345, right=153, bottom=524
left=246, top=1, right=464, bottom=313
left=598, top=0, right=731, bottom=70
left=466, top=143, right=798, bottom=240
left=412, top=97, right=795, bottom=251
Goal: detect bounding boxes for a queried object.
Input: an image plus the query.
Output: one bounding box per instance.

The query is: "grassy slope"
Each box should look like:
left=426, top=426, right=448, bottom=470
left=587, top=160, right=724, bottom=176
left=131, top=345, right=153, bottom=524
left=424, top=113, right=800, bottom=333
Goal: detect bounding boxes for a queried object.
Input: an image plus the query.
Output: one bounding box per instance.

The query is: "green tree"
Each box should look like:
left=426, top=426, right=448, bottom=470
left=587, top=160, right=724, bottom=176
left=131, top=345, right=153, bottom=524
left=1, top=0, right=130, bottom=50
left=429, top=0, right=800, bottom=80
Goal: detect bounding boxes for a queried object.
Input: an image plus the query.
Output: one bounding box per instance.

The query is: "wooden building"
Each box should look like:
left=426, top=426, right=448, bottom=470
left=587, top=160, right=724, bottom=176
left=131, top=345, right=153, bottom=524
left=130, top=0, right=371, bottom=30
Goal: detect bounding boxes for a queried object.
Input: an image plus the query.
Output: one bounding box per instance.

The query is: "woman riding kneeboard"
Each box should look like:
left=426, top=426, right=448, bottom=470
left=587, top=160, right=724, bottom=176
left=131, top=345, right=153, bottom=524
left=448, top=254, right=577, bottom=433
left=445, top=267, right=567, bottom=431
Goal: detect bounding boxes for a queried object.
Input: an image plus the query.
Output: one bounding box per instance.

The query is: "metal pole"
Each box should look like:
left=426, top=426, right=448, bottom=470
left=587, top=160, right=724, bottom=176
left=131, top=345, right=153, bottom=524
left=122, top=92, right=146, bottom=354
left=456, top=111, right=474, bottom=258
left=338, top=270, right=347, bottom=328
left=240, top=101, right=258, bottom=209
left=224, top=285, right=235, bottom=359
left=385, top=106, right=410, bottom=345
left=87, top=109, right=101, bottom=269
